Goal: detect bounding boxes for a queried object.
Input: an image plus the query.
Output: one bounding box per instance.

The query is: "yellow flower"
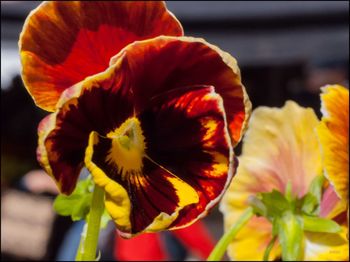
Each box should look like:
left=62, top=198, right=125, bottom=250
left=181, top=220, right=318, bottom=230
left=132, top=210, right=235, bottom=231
left=317, top=85, right=349, bottom=212
left=220, top=101, right=349, bottom=261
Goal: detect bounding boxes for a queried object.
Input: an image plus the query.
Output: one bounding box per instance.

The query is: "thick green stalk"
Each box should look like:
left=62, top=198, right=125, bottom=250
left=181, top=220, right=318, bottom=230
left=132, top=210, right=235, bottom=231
left=80, top=185, right=105, bottom=261
left=207, top=207, right=254, bottom=261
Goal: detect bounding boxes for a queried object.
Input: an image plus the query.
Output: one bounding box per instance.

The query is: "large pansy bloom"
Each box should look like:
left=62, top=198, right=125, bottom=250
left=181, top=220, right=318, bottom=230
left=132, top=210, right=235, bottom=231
left=36, top=34, right=250, bottom=237
left=220, top=101, right=348, bottom=261
left=19, top=1, right=183, bottom=112
left=317, top=85, right=349, bottom=213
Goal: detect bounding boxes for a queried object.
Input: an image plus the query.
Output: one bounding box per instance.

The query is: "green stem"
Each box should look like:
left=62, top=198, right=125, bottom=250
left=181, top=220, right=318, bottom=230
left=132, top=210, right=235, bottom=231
left=75, top=223, right=87, bottom=261
left=263, top=235, right=277, bottom=261
left=207, top=207, right=254, bottom=261
left=79, top=185, right=105, bottom=261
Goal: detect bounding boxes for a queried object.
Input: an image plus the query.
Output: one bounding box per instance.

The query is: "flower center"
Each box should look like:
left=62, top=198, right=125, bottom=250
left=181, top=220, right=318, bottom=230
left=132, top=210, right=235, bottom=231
left=106, top=117, right=146, bottom=180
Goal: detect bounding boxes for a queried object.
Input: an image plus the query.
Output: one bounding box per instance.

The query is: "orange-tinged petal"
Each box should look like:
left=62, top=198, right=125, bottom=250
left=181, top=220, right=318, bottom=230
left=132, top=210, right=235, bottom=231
left=19, top=1, right=183, bottom=111
left=110, top=36, right=251, bottom=147
left=317, top=85, right=349, bottom=207
left=37, top=113, right=57, bottom=186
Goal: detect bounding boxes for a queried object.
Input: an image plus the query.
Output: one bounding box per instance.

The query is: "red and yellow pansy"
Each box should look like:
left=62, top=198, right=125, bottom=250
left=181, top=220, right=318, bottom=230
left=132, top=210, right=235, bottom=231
left=20, top=1, right=251, bottom=237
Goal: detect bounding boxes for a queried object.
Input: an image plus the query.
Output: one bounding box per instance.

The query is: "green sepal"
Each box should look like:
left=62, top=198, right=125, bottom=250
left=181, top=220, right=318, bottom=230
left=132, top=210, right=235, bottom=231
left=284, top=181, right=293, bottom=203
left=300, top=193, right=318, bottom=215
left=301, top=175, right=325, bottom=215
left=247, top=195, right=267, bottom=217
left=308, top=175, right=325, bottom=203
left=53, top=177, right=93, bottom=221
left=271, top=217, right=280, bottom=236
left=303, top=215, right=342, bottom=233
left=259, top=190, right=290, bottom=219
left=278, top=211, right=304, bottom=261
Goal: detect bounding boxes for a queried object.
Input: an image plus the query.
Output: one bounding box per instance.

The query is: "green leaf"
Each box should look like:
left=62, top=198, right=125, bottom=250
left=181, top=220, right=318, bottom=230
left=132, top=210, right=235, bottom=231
left=53, top=177, right=94, bottom=221
left=278, top=211, right=304, bottom=261
left=260, top=190, right=290, bottom=219
left=303, top=215, right=342, bottom=233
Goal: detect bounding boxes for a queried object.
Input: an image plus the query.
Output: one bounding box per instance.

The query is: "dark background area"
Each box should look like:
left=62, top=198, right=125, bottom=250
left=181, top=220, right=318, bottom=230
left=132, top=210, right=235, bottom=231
left=1, top=1, right=349, bottom=261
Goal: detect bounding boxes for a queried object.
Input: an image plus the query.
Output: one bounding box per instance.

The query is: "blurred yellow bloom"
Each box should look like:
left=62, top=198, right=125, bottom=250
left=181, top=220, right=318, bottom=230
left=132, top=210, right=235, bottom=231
left=221, top=101, right=349, bottom=261
left=317, top=85, right=349, bottom=213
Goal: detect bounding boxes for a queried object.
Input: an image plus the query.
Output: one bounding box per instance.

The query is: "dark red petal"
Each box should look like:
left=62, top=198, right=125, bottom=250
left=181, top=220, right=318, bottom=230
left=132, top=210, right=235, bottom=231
left=111, top=36, right=251, bottom=146
left=84, top=85, right=233, bottom=235
left=139, top=85, right=234, bottom=230
left=20, top=1, right=183, bottom=111
left=38, top=64, right=134, bottom=194
left=170, top=157, right=238, bottom=228
left=86, top=131, right=198, bottom=235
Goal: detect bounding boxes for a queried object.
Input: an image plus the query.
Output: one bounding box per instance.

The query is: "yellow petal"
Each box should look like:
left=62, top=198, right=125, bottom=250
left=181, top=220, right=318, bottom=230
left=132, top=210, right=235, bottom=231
left=304, top=225, right=349, bottom=261
left=225, top=212, right=281, bottom=261
left=85, top=131, right=132, bottom=232
left=317, top=85, right=349, bottom=206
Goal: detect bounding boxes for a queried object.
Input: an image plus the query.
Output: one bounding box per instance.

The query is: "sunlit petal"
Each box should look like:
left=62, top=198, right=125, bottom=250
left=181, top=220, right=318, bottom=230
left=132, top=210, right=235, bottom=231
left=317, top=85, right=349, bottom=207
left=110, top=36, right=251, bottom=146
left=19, top=1, right=183, bottom=111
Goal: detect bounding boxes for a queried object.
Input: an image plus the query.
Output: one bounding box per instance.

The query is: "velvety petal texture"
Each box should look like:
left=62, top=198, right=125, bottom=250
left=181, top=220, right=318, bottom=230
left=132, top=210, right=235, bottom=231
left=317, top=85, right=349, bottom=208
left=85, top=86, right=234, bottom=236
left=29, top=1, right=249, bottom=236
left=37, top=59, right=133, bottom=194
left=110, top=36, right=251, bottom=147
left=19, top=1, right=183, bottom=111
left=220, top=101, right=348, bottom=261
left=37, top=52, right=235, bottom=235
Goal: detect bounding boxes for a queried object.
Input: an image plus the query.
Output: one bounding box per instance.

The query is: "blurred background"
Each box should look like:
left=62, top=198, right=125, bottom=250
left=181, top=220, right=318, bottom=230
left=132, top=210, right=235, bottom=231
left=1, top=1, right=349, bottom=261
